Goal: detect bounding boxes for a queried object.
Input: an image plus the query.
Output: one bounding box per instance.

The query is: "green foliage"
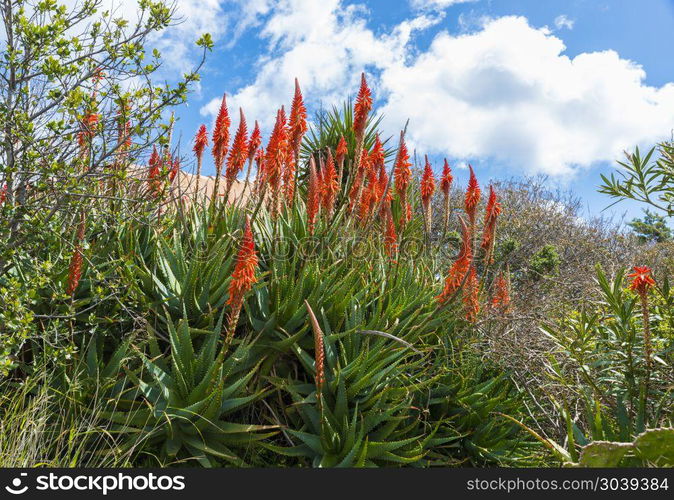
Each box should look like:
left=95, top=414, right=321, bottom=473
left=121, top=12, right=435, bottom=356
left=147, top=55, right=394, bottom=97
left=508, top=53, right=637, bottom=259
left=540, top=267, right=673, bottom=464
left=600, top=144, right=674, bottom=216
left=628, top=209, right=672, bottom=243
left=529, top=244, right=561, bottom=277
left=96, top=314, right=275, bottom=466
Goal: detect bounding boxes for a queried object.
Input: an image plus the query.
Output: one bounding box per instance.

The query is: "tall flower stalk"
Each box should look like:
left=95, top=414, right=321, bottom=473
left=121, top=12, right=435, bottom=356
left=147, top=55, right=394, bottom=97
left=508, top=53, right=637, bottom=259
left=465, top=165, right=481, bottom=232
left=351, top=73, right=373, bottom=213
left=628, top=265, right=656, bottom=398
left=336, top=135, right=348, bottom=190
left=437, top=217, right=473, bottom=304
left=307, top=158, right=320, bottom=235
left=393, top=133, right=411, bottom=228
left=243, top=120, right=262, bottom=198
left=66, top=212, right=86, bottom=297
left=265, top=108, right=288, bottom=217
left=480, top=185, right=501, bottom=264
left=193, top=124, right=209, bottom=197
left=421, top=155, right=436, bottom=237
left=211, top=94, right=231, bottom=208
left=440, top=159, right=453, bottom=234
left=224, top=108, right=249, bottom=203
left=225, top=218, right=258, bottom=345
left=321, top=150, right=339, bottom=217
left=287, top=78, right=307, bottom=205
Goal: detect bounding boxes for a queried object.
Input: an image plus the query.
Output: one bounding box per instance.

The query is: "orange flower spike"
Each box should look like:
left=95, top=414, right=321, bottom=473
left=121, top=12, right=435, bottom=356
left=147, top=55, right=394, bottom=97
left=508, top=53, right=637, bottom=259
left=394, top=135, right=411, bottom=204
left=336, top=135, right=348, bottom=163
left=66, top=213, right=86, bottom=297
left=440, top=159, right=453, bottom=196
left=440, top=158, right=453, bottom=232
left=421, top=155, right=436, bottom=207
left=147, top=146, right=162, bottom=197
left=436, top=217, right=473, bottom=304
left=491, top=272, right=511, bottom=314
left=265, top=107, right=288, bottom=214
left=370, top=134, right=385, bottom=170
left=481, top=185, right=502, bottom=261
left=0, top=184, right=7, bottom=205
left=353, top=72, right=373, bottom=141
left=465, top=165, right=481, bottom=228
left=225, top=218, right=259, bottom=344
left=463, top=266, right=480, bottom=322
left=335, top=134, right=348, bottom=188
left=384, top=203, right=398, bottom=260
left=288, top=78, right=307, bottom=156
left=169, top=156, right=180, bottom=183
left=228, top=218, right=258, bottom=306
left=248, top=120, right=261, bottom=163
left=225, top=108, right=249, bottom=186
left=321, top=150, right=339, bottom=215
left=193, top=124, right=209, bottom=161
left=307, top=158, right=320, bottom=235
left=211, top=94, right=231, bottom=168
left=628, top=266, right=656, bottom=296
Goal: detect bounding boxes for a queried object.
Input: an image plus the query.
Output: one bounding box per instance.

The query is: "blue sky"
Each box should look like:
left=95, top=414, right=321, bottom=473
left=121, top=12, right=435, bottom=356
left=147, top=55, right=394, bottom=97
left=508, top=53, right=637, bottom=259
left=149, top=0, right=674, bottom=224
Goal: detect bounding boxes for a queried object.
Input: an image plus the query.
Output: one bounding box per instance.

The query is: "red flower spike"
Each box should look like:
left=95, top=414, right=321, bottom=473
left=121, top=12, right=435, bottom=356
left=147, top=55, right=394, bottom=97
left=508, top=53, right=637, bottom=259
left=384, top=203, right=398, bottom=260
left=394, top=135, right=411, bottom=207
left=421, top=155, right=436, bottom=206
left=227, top=218, right=258, bottom=307
left=321, top=150, right=339, bottom=215
left=336, top=135, right=348, bottom=162
left=211, top=94, right=231, bottom=168
left=353, top=73, right=373, bottom=141
left=463, top=266, right=480, bottom=322
left=288, top=78, right=307, bottom=156
left=628, top=266, right=655, bottom=296
left=440, top=159, right=453, bottom=195
left=491, top=272, right=511, bottom=314
left=370, top=134, right=385, bottom=170
left=265, top=107, right=289, bottom=214
left=248, top=120, right=261, bottom=163
left=0, top=184, right=7, bottom=205
left=465, top=165, right=481, bottom=227
left=225, top=108, right=249, bottom=186
left=307, top=158, right=320, bottom=235
left=437, top=217, right=473, bottom=304
left=193, top=124, right=209, bottom=161
left=66, top=213, right=86, bottom=297
left=480, top=185, right=502, bottom=261
left=147, top=146, right=162, bottom=197
left=169, top=156, right=180, bottom=183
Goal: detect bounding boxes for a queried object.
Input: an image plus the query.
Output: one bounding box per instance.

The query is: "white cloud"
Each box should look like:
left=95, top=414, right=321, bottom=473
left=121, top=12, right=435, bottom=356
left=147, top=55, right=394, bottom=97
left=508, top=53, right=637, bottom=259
left=554, top=14, right=575, bottom=30
left=379, top=16, right=674, bottom=176
left=410, top=0, right=477, bottom=10
left=200, top=0, right=442, bottom=132
left=199, top=4, right=674, bottom=178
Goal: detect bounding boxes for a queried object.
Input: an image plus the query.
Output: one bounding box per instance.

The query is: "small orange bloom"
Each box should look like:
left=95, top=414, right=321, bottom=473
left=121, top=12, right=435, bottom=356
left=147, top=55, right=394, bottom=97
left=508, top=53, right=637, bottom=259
left=628, top=266, right=655, bottom=296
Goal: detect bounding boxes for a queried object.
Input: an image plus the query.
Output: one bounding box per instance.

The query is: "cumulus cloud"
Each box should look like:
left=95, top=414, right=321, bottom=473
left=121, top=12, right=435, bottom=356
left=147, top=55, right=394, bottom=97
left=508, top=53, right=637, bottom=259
left=200, top=0, right=441, bottom=131
left=378, top=16, right=674, bottom=176
left=554, top=14, right=575, bottom=30
left=199, top=3, right=674, bottom=177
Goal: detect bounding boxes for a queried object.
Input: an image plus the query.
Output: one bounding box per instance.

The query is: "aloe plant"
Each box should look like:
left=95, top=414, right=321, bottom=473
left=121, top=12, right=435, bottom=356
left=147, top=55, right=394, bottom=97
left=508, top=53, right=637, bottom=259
left=97, top=313, right=275, bottom=466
